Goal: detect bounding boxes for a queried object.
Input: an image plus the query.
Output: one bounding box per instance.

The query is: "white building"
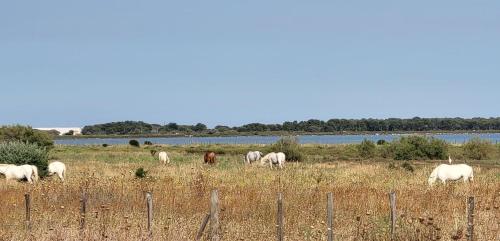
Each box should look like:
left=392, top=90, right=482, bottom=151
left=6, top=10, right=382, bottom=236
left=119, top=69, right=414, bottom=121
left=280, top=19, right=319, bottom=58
left=35, top=127, right=82, bottom=136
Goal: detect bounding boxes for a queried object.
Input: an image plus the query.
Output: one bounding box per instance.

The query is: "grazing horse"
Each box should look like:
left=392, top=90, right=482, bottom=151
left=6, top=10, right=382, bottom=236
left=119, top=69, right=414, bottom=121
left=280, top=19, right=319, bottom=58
left=428, top=164, right=474, bottom=186
left=204, top=151, right=216, bottom=165
left=48, top=161, right=66, bottom=181
left=151, top=150, right=171, bottom=164
left=245, top=151, right=263, bottom=164
left=158, top=151, right=170, bottom=164
left=0, top=164, right=38, bottom=184
left=260, top=152, right=286, bottom=169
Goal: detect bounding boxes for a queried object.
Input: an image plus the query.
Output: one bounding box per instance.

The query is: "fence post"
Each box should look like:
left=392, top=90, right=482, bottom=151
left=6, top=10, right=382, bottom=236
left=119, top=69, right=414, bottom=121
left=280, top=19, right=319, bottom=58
left=24, top=193, right=31, bottom=231
left=466, top=196, right=475, bottom=241
left=210, top=189, right=220, bottom=241
left=146, top=192, right=153, bottom=237
left=389, top=192, right=396, bottom=240
left=80, top=191, right=87, bottom=230
left=195, top=213, right=211, bottom=241
left=327, top=192, right=334, bottom=241
left=277, top=192, right=284, bottom=241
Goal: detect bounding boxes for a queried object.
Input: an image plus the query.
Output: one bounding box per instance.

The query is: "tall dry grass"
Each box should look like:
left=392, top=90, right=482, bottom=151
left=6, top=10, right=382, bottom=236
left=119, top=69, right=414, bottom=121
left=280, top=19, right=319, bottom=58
left=0, top=145, right=498, bottom=240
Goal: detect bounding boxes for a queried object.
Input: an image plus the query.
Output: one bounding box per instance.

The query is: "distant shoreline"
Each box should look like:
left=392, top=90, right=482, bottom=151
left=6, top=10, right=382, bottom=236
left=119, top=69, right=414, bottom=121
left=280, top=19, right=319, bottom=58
left=54, top=130, right=500, bottom=140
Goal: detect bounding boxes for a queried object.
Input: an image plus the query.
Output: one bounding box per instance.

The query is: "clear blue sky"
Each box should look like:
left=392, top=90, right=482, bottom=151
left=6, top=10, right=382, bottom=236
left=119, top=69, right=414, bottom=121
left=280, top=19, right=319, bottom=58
left=1, top=1, right=499, bottom=128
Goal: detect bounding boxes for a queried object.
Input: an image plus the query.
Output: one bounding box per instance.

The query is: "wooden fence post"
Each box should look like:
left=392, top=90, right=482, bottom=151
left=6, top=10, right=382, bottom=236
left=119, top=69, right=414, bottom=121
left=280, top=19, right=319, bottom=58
left=24, top=193, right=31, bottom=231
left=146, top=192, right=153, bottom=237
left=210, top=189, right=220, bottom=241
left=389, top=192, right=396, bottom=240
left=466, top=196, right=475, bottom=241
left=195, top=213, right=211, bottom=241
left=80, top=191, right=87, bottom=230
left=277, top=192, right=284, bottom=241
left=327, top=192, right=334, bottom=241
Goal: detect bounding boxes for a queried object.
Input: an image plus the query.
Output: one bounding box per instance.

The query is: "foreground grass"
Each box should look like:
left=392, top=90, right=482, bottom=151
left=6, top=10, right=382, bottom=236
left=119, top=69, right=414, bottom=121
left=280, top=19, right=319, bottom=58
left=0, top=144, right=499, bottom=241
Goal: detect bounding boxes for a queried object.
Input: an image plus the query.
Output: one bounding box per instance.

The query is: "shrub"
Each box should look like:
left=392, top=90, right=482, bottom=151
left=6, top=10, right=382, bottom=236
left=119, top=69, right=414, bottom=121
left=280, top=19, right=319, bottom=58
left=357, top=139, right=376, bottom=159
left=392, top=136, right=448, bottom=160
left=378, top=144, right=394, bottom=159
left=401, top=161, right=415, bottom=172
left=129, top=139, right=140, bottom=147
left=376, top=139, right=387, bottom=145
left=270, top=136, right=303, bottom=162
left=0, top=125, right=54, bottom=149
left=102, top=143, right=108, bottom=147
left=135, top=167, right=148, bottom=178
left=63, top=130, right=74, bottom=136
left=462, top=138, right=495, bottom=160
left=144, top=141, right=153, bottom=145
left=0, top=142, right=49, bottom=176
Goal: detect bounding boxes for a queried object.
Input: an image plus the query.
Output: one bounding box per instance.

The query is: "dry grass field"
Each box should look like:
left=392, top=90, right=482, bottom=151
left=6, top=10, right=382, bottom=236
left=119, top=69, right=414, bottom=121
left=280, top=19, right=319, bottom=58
left=0, top=144, right=498, bottom=241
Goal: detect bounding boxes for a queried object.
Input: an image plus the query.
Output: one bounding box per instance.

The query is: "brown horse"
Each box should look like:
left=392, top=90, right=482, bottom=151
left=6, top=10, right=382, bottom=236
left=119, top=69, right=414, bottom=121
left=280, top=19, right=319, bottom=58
left=204, top=151, right=216, bottom=165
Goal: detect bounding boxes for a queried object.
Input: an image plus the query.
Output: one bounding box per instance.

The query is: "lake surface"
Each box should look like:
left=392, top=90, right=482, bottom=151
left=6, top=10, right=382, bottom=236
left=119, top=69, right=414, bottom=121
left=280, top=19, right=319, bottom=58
left=55, top=133, right=500, bottom=146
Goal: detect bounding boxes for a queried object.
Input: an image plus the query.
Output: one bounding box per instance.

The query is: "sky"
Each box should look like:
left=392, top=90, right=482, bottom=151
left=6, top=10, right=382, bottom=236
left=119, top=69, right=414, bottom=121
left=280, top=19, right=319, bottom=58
left=0, top=1, right=499, bottom=128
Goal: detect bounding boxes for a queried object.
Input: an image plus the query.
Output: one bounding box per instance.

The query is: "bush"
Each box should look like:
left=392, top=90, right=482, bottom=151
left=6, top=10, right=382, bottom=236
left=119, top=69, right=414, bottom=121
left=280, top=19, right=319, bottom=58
left=129, top=139, right=140, bottom=147
left=376, top=139, right=387, bottom=145
left=0, top=125, right=54, bottom=149
left=270, top=136, right=303, bottom=162
left=63, top=130, right=74, bottom=136
left=135, top=167, right=148, bottom=178
left=357, top=139, right=376, bottom=159
left=462, top=138, right=495, bottom=160
left=144, top=141, right=153, bottom=145
left=391, top=136, right=448, bottom=160
left=401, top=161, right=415, bottom=172
left=102, top=143, right=108, bottom=147
left=0, top=142, right=49, bottom=176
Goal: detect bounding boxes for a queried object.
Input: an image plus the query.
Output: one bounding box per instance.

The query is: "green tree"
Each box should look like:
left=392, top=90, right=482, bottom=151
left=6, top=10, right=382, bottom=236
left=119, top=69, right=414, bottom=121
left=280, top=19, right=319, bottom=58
left=192, top=123, right=207, bottom=132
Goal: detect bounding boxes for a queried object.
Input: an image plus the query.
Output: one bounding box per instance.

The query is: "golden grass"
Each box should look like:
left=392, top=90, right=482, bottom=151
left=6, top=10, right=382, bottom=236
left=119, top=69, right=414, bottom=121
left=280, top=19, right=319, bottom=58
left=0, top=145, right=498, bottom=241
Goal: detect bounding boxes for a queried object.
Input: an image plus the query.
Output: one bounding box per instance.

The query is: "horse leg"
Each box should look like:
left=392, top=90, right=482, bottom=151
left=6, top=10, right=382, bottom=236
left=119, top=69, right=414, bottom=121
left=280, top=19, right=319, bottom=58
left=58, top=172, right=64, bottom=181
left=26, top=175, right=32, bottom=184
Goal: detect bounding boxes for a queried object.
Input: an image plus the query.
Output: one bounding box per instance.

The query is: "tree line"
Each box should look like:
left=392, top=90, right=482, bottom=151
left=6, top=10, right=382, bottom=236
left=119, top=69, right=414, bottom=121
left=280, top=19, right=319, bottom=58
left=81, top=117, right=500, bottom=135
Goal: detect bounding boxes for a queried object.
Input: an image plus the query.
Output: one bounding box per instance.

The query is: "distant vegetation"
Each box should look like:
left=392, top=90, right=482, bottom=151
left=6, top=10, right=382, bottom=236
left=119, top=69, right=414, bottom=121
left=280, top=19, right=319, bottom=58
left=81, top=117, right=500, bottom=136
left=0, top=125, right=54, bottom=149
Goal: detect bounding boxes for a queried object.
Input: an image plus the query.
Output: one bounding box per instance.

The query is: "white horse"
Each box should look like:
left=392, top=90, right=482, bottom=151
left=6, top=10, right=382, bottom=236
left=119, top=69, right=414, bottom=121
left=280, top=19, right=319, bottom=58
left=48, top=161, right=66, bottom=181
left=158, top=151, right=170, bottom=164
left=0, top=164, right=38, bottom=184
left=260, top=152, right=286, bottom=169
left=245, top=151, right=263, bottom=164
left=428, top=164, right=474, bottom=186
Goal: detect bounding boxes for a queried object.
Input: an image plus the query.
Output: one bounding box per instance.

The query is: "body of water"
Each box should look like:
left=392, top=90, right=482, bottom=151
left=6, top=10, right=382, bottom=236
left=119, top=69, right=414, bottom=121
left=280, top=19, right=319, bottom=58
left=55, top=133, right=500, bottom=145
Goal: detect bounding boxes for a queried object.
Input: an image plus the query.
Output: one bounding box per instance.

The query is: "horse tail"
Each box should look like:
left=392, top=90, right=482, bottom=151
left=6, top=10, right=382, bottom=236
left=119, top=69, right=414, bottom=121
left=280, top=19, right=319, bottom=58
left=31, top=166, right=39, bottom=182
